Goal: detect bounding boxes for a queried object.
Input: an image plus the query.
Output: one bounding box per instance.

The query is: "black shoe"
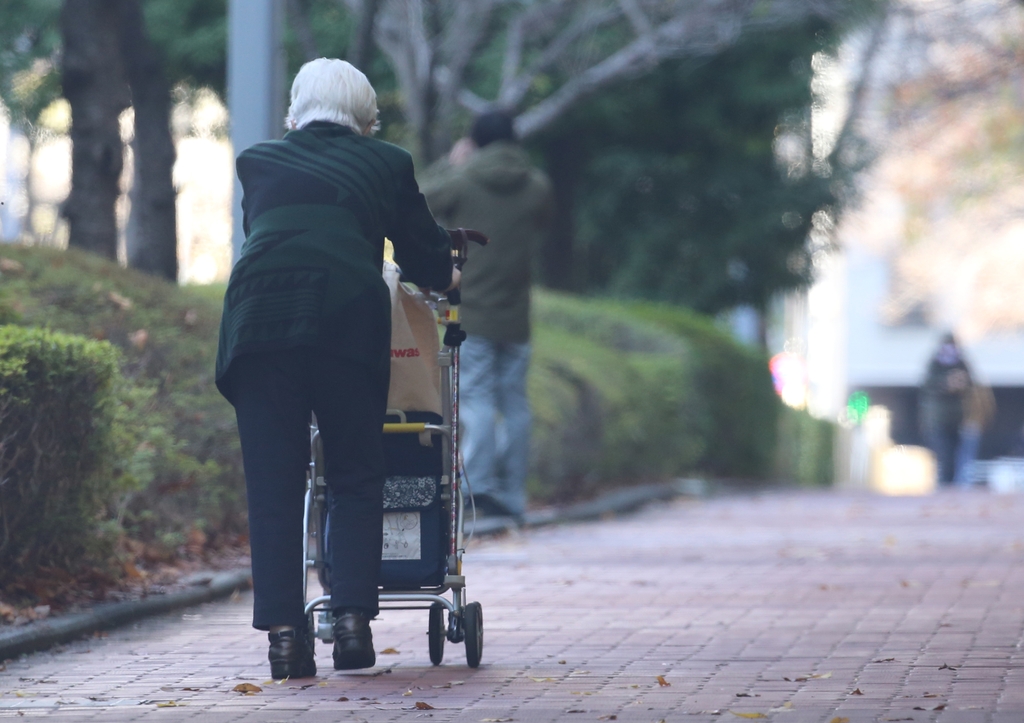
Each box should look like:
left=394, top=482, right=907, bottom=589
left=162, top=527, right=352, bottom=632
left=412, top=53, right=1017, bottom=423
left=333, top=612, right=376, bottom=670
left=268, top=627, right=316, bottom=679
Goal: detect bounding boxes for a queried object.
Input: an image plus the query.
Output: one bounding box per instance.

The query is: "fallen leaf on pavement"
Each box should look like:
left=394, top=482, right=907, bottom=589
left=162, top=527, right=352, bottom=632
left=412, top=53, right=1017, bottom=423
left=529, top=677, right=557, bottom=682
left=851, top=688, right=863, bottom=695
left=402, top=689, right=413, bottom=696
left=381, top=647, right=400, bottom=654
left=232, top=683, right=262, bottom=694
left=829, top=718, right=849, bottom=723
left=933, top=704, right=946, bottom=710
left=872, top=658, right=896, bottom=663
left=558, top=660, right=567, bottom=664
left=414, top=702, right=435, bottom=710
left=156, top=702, right=182, bottom=708
left=808, top=672, right=832, bottom=679
left=769, top=702, right=793, bottom=712
left=565, top=709, right=586, bottom=714
left=939, top=663, right=957, bottom=670
left=598, top=716, right=617, bottom=721
left=656, top=675, right=670, bottom=687
left=337, top=697, right=349, bottom=701
left=731, top=713, right=767, bottom=719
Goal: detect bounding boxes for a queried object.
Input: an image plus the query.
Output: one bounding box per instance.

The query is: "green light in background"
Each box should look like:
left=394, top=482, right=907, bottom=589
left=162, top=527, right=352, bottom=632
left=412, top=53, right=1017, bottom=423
left=846, top=391, right=870, bottom=424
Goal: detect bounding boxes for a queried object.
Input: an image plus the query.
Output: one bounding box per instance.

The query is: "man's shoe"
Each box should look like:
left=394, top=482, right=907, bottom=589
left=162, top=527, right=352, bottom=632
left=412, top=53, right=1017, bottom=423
left=333, top=612, right=376, bottom=670
left=268, top=627, right=316, bottom=679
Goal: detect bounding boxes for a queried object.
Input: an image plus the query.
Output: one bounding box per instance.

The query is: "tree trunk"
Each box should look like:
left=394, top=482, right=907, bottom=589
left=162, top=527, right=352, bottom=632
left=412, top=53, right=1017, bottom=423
left=540, top=134, right=583, bottom=290
left=60, top=0, right=130, bottom=261
left=120, top=0, right=178, bottom=281
left=348, top=0, right=381, bottom=73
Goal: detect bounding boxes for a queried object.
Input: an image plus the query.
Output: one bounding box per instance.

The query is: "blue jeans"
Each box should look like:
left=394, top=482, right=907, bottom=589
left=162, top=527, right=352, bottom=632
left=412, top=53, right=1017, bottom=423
left=459, top=336, right=531, bottom=517
left=954, top=423, right=983, bottom=487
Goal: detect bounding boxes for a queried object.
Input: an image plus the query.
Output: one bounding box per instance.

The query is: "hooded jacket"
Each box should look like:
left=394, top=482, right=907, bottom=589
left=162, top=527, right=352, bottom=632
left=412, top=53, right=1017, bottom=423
left=422, top=141, right=553, bottom=344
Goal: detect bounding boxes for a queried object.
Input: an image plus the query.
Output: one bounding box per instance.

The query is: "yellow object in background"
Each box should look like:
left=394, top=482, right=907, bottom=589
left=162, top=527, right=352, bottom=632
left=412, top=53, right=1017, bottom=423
left=872, top=445, right=937, bottom=496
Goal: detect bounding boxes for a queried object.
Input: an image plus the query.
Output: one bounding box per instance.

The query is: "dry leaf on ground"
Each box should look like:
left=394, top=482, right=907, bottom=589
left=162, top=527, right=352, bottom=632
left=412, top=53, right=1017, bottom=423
left=381, top=647, right=400, bottom=654
left=655, top=675, right=670, bottom=687
left=731, top=713, right=767, bottom=719
left=232, top=683, right=262, bottom=694
left=529, top=677, right=557, bottom=682
left=414, top=702, right=435, bottom=710
left=830, top=717, right=850, bottom=723
left=156, top=702, right=182, bottom=708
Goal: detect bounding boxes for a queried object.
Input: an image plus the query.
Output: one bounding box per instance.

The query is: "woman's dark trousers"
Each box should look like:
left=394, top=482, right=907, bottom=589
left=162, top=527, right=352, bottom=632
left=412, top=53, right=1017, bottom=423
left=228, top=348, right=388, bottom=630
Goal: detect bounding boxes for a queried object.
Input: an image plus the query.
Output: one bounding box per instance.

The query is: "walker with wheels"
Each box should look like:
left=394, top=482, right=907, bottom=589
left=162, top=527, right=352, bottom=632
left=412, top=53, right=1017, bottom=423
left=302, top=230, right=487, bottom=667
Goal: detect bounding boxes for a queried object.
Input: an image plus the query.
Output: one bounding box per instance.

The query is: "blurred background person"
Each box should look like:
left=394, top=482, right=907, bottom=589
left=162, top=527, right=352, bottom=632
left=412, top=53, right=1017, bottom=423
left=954, top=383, right=995, bottom=487
left=919, top=333, right=973, bottom=485
left=423, top=111, right=553, bottom=520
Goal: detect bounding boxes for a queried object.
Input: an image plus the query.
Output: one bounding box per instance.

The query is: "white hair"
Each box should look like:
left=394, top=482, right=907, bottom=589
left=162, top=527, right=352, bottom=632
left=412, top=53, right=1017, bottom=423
left=285, top=58, right=379, bottom=135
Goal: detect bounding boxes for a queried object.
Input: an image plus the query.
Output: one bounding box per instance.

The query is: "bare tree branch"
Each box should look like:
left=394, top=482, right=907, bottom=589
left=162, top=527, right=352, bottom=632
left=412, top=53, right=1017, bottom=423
left=514, top=0, right=849, bottom=139
left=827, top=4, right=890, bottom=166
left=499, top=4, right=621, bottom=108
left=617, top=0, right=654, bottom=37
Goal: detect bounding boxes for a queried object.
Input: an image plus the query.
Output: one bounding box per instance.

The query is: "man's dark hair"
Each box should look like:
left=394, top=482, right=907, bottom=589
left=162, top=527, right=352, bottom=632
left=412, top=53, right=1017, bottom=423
left=471, top=111, right=516, bottom=148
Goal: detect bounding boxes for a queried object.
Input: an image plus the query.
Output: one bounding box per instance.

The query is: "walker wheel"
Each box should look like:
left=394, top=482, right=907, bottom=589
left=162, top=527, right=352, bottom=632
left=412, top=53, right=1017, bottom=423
left=428, top=602, right=445, bottom=665
left=464, top=602, right=483, bottom=668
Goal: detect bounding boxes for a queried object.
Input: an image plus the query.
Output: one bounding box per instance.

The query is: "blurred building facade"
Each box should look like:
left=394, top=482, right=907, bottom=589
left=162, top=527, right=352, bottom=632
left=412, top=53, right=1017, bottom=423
left=782, top=0, right=1024, bottom=462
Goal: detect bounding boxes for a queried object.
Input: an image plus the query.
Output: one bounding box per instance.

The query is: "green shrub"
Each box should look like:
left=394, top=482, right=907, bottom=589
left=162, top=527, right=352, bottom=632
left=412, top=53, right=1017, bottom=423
left=619, top=301, right=782, bottom=478
left=0, top=326, right=122, bottom=584
left=0, top=246, right=240, bottom=553
left=530, top=293, right=708, bottom=501
left=775, top=405, right=835, bottom=486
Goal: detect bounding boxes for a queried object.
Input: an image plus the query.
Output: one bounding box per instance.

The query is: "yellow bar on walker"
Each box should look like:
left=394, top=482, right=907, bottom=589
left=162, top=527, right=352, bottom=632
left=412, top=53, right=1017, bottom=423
left=383, top=422, right=428, bottom=434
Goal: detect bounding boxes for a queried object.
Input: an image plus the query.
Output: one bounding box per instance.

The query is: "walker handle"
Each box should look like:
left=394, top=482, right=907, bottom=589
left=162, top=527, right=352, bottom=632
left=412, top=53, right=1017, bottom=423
left=447, top=228, right=488, bottom=269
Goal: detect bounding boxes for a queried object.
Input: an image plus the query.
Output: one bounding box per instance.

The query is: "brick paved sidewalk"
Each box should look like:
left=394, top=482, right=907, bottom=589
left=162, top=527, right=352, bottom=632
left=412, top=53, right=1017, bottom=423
left=1, top=489, right=1023, bottom=722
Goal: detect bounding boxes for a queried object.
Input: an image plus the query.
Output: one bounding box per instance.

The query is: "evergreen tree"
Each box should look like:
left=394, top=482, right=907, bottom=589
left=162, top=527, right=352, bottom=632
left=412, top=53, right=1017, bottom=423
left=536, top=23, right=840, bottom=314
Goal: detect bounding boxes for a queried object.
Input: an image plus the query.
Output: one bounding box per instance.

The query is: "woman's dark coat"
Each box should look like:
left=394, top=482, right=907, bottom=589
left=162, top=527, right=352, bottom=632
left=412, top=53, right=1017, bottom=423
left=215, top=122, right=452, bottom=400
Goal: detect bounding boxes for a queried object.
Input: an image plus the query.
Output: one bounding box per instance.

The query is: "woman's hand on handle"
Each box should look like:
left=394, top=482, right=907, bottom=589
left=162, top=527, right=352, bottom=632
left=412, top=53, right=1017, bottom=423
left=445, top=267, right=462, bottom=292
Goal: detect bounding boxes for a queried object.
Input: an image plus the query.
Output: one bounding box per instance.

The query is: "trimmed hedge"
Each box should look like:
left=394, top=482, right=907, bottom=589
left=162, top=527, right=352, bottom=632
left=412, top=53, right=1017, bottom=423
left=530, top=291, right=834, bottom=500
left=0, top=247, right=834, bottom=585
left=0, top=246, right=238, bottom=557
left=0, top=326, right=122, bottom=584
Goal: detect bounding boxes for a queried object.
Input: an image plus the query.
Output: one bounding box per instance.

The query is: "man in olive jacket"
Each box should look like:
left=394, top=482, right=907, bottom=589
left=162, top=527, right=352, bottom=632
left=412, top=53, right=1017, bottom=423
left=423, top=112, right=553, bottom=519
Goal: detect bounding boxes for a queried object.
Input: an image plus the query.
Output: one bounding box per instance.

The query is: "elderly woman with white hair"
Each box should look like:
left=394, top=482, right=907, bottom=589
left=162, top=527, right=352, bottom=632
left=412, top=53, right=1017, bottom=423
left=215, top=58, right=458, bottom=679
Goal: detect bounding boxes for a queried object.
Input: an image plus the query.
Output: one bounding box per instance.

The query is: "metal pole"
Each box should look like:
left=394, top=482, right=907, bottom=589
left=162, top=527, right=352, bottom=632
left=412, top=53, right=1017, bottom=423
left=227, top=0, right=285, bottom=263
